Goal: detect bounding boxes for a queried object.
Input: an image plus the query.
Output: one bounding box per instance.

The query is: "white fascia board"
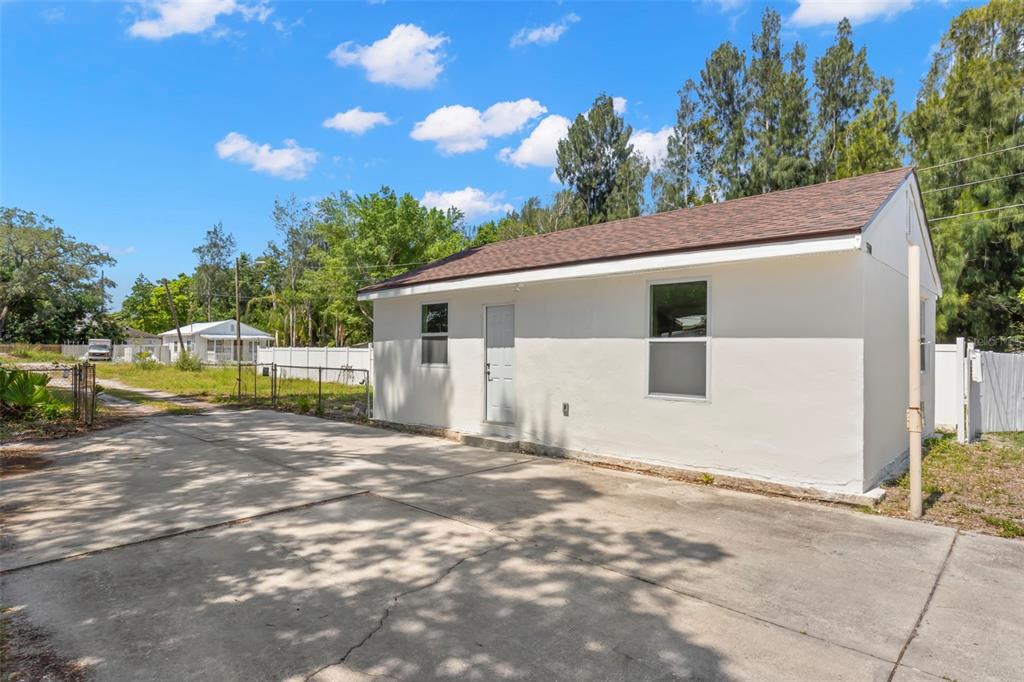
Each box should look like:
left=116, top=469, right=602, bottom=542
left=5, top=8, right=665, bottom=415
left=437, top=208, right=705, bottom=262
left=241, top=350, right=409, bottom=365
left=357, top=234, right=862, bottom=301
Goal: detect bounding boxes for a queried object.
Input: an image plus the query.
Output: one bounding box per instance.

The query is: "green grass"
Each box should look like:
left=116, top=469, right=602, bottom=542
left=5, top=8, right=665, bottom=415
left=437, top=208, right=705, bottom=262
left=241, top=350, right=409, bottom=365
left=878, top=431, right=1024, bottom=538
left=101, top=386, right=202, bottom=415
left=982, top=515, right=1024, bottom=538
left=1, top=345, right=69, bottom=363
left=95, top=362, right=370, bottom=414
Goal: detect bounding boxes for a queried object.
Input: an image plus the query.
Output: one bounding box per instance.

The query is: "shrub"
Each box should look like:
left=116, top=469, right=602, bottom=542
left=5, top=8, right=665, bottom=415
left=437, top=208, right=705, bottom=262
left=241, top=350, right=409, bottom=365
left=174, top=352, right=202, bottom=372
left=0, top=367, right=54, bottom=419
left=295, top=395, right=312, bottom=414
left=133, top=350, right=159, bottom=370
left=37, top=399, right=65, bottom=421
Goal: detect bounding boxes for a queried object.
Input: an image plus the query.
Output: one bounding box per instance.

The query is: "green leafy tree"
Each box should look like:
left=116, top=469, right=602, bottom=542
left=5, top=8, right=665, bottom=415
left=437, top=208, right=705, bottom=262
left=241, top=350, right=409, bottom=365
left=556, top=94, right=649, bottom=223
left=191, top=221, right=236, bottom=322
left=904, top=0, right=1024, bottom=344
left=813, top=18, right=875, bottom=182
left=310, top=188, right=468, bottom=345
left=695, top=42, right=749, bottom=198
left=836, top=77, right=903, bottom=179
left=116, top=272, right=196, bottom=334
left=0, top=207, right=116, bottom=342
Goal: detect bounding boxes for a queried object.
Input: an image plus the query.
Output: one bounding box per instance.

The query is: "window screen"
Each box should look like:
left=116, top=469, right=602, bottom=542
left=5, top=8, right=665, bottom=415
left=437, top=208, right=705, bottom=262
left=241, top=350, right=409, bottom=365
left=649, top=342, right=707, bottom=397
left=421, top=303, right=448, bottom=365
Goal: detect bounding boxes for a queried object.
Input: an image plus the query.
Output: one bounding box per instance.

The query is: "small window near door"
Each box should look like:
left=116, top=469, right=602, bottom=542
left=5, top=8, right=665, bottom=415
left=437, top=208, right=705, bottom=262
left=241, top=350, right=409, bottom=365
left=648, top=280, right=709, bottom=398
left=421, top=302, right=448, bottom=365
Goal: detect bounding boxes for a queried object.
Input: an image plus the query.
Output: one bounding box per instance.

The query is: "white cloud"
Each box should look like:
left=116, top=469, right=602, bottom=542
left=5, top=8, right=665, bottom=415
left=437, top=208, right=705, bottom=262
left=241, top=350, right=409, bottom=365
left=128, top=0, right=271, bottom=40
left=421, top=187, right=513, bottom=221
left=98, top=244, right=138, bottom=256
left=510, top=13, right=580, bottom=47
left=612, top=97, right=627, bottom=114
left=41, top=7, right=65, bottom=22
left=215, top=132, right=318, bottom=180
left=705, top=0, right=747, bottom=11
left=630, top=126, right=673, bottom=169
left=412, top=99, right=546, bottom=154
left=498, top=114, right=570, bottom=168
left=329, top=24, right=447, bottom=89
left=323, top=107, right=392, bottom=134
left=789, top=0, right=914, bottom=27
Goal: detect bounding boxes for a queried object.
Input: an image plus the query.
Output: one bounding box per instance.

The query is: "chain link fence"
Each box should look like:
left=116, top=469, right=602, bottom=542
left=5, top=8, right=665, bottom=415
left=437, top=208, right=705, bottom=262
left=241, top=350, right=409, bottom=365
left=215, top=362, right=371, bottom=418
left=20, top=362, right=98, bottom=425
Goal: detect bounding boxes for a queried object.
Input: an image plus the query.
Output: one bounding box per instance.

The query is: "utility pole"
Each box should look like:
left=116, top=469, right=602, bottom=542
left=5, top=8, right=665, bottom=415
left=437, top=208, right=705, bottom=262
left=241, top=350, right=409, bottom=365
left=907, top=243, right=923, bottom=518
left=163, top=280, right=186, bottom=358
left=236, top=257, right=242, bottom=400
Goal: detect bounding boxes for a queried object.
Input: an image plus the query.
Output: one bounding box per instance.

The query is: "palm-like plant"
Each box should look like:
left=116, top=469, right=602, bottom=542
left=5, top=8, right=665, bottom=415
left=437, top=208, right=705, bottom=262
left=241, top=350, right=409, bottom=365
left=0, top=367, right=54, bottom=418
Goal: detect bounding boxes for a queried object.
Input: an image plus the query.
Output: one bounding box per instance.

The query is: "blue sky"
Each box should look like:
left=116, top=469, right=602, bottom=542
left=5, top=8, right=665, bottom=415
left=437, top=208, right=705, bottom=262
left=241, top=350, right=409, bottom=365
left=2, top=0, right=972, bottom=306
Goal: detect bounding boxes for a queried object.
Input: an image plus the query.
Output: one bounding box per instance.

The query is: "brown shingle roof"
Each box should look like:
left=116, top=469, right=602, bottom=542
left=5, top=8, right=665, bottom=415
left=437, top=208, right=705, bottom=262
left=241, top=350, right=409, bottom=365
left=361, top=166, right=914, bottom=294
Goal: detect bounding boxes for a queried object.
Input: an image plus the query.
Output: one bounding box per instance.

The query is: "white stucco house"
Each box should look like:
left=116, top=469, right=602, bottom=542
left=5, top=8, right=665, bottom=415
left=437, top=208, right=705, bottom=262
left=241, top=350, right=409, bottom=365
left=160, top=320, right=273, bottom=364
left=358, top=167, right=940, bottom=499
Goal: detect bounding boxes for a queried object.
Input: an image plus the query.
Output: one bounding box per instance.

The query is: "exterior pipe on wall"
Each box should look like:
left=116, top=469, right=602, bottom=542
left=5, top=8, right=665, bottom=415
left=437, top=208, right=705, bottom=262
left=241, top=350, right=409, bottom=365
left=907, top=242, right=923, bottom=518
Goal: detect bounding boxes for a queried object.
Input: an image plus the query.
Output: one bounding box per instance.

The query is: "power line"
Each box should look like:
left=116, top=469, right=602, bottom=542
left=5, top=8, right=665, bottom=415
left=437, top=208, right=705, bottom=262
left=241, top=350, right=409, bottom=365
left=922, top=170, right=1024, bottom=194
left=930, top=202, right=1024, bottom=223
left=918, top=142, right=1024, bottom=171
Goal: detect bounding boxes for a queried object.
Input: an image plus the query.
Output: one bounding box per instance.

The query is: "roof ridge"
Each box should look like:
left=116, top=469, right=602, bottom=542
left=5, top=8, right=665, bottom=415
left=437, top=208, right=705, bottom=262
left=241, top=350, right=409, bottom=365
left=471, top=165, right=913, bottom=252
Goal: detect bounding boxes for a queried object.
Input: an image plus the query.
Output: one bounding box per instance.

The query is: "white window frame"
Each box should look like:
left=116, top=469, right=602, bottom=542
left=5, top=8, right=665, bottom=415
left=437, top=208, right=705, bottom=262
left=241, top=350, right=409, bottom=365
left=420, top=301, right=449, bottom=367
left=645, top=276, right=711, bottom=402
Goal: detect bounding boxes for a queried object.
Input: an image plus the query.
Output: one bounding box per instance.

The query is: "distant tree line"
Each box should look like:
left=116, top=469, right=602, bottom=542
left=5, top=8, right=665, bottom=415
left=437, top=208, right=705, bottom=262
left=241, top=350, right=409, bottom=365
left=2, top=1, right=1020, bottom=347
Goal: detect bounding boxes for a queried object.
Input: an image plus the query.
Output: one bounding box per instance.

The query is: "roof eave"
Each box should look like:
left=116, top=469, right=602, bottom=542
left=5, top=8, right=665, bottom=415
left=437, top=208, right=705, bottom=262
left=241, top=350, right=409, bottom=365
left=358, top=231, right=863, bottom=301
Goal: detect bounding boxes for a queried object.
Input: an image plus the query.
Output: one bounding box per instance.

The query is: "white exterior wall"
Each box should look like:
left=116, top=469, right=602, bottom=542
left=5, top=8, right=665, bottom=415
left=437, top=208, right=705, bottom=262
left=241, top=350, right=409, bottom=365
left=860, top=179, right=940, bottom=489
left=373, top=251, right=870, bottom=493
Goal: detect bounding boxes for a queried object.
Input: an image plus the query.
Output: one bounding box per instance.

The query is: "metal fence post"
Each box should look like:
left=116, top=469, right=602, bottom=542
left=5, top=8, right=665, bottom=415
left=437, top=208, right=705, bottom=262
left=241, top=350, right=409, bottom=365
left=272, top=363, right=277, bottom=408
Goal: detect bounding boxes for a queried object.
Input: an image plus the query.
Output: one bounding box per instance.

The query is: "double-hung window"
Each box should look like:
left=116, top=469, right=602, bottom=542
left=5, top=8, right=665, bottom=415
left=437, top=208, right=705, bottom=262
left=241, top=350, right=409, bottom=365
left=648, top=280, right=709, bottom=399
left=421, top=302, right=449, bottom=365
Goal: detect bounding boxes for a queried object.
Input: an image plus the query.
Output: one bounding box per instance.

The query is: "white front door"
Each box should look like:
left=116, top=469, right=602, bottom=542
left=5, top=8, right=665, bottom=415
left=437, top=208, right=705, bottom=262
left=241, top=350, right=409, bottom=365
left=485, top=305, right=515, bottom=423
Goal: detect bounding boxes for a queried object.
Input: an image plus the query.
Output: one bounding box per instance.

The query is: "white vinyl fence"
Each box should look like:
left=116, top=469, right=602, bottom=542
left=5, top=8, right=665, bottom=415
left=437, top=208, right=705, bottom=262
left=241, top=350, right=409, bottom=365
left=934, top=339, right=1024, bottom=439
left=61, top=344, right=169, bottom=363
left=257, top=346, right=373, bottom=385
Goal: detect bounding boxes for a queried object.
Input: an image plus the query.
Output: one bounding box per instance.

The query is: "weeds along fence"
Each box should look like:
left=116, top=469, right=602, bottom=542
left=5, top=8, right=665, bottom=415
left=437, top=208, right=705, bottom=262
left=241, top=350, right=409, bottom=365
left=214, top=362, right=371, bottom=418
left=21, top=362, right=98, bottom=425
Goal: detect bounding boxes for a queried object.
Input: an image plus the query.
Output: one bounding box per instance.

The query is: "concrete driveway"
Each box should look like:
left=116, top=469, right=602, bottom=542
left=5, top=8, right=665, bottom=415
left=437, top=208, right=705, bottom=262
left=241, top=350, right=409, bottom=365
left=2, top=409, right=1021, bottom=681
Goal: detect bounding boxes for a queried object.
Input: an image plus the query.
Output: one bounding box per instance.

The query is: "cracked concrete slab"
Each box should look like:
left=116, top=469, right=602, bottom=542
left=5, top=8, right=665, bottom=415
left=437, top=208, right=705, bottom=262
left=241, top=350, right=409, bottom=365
left=157, top=410, right=534, bottom=490
left=385, top=457, right=958, bottom=661
left=3, top=409, right=1022, bottom=681
left=1, top=493, right=504, bottom=681
left=1, top=420, right=355, bottom=570
left=339, top=542, right=893, bottom=681
left=898, top=531, right=1024, bottom=682
left=0, top=410, right=528, bottom=570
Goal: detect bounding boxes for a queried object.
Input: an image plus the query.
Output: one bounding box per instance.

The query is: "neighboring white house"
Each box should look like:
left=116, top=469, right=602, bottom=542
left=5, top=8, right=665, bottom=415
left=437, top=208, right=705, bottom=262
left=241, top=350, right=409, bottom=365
left=123, top=327, right=161, bottom=350
left=160, top=320, right=273, bottom=364
left=358, top=167, right=941, bottom=498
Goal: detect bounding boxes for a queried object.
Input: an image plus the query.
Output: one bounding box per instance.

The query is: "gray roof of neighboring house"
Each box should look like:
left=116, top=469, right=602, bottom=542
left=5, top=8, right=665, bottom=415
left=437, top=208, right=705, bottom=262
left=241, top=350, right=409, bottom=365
left=159, top=320, right=272, bottom=338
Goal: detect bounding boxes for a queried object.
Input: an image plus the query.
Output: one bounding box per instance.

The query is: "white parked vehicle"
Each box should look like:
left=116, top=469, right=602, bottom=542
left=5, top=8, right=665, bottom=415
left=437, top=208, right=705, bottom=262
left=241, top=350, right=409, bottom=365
left=84, top=339, right=113, bottom=362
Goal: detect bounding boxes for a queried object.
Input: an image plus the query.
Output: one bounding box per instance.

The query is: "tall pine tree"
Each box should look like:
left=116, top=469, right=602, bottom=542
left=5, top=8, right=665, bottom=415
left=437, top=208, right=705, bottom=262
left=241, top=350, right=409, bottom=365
left=904, top=0, right=1024, bottom=345
left=746, top=9, right=814, bottom=195
left=556, top=94, right=649, bottom=224
left=695, top=42, right=749, bottom=199
left=813, top=18, right=875, bottom=182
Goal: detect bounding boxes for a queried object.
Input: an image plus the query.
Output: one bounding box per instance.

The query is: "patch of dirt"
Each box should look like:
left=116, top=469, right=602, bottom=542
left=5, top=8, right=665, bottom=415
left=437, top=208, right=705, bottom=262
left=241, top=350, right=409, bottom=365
left=0, top=609, right=90, bottom=681
left=875, top=432, right=1024, bottom=538
left=0, top=449, right=53, bottom=477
